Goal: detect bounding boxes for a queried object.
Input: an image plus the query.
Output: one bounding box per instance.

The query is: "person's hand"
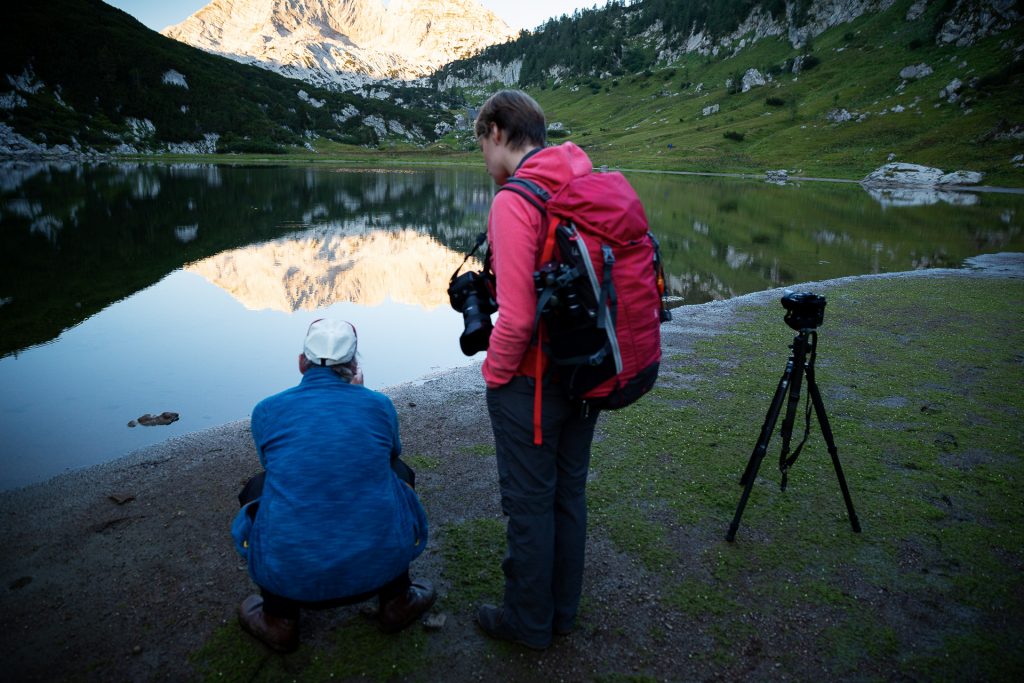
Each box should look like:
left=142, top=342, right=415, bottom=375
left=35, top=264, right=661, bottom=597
left=352, top=367, right=365, bottom=385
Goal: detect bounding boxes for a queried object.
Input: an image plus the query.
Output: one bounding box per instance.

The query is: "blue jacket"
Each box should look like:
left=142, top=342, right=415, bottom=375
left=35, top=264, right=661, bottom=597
left=231, top=366, right=427, bottom=601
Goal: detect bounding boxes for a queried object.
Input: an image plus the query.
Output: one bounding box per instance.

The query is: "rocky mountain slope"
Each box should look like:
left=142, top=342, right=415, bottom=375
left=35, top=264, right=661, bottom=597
left=435, top=0, right=1021, bottom=89
left=162, top=0, right=518, bottom=91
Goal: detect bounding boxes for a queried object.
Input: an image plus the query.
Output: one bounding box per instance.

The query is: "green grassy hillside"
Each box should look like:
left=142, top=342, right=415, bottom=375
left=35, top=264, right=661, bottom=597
left=434, top=0, right=1024, bottom=185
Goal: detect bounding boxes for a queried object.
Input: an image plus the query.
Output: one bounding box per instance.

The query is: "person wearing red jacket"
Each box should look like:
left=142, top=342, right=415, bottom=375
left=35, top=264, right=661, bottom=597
left=474, top=90, right=602, bottom=650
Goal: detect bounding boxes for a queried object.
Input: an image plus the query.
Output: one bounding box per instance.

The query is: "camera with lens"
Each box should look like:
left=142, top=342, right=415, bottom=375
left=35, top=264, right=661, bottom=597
left=534, top=262, right=593, bottom=327
left=448, top=266, right=497, bottom=356
left=781, top=291, right=826, bottom=331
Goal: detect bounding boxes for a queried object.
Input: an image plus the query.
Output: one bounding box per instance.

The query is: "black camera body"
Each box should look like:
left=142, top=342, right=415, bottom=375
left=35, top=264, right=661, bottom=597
left=448, top=269, right=497, bottom=356
left=781, top=291, right=826, bottom=331
left=533, top=262, right=593, bottom=327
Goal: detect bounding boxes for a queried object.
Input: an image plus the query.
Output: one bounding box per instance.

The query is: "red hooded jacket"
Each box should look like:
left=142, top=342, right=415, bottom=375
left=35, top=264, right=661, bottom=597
left=481, top=142, right=593, bottom=388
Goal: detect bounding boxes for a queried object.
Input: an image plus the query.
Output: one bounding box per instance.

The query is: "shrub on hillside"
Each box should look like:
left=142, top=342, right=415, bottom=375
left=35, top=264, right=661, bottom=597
left=726, top=72, right=744, bottom=95
left=765, top=96, right=786, bottom=107
left=723, top=131, right=745, bottom=142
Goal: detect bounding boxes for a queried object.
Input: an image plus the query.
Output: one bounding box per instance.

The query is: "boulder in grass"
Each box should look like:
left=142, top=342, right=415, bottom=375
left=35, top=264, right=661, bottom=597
left=938, top=170, right=984, bottom=186
left=862, top=163, right=945, bottom=186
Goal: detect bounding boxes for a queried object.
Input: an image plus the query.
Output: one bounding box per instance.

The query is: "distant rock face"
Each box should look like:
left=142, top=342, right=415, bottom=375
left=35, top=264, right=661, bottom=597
left=899, top=63, right=933, bottom=80
left=788, top=0, right=898, bottom=49
left=741, top=68, right=766, bottom=92
left=437, top=58, right=523, bottom=91
left=905, top=0, right=929, bottom=21
left=827, top=108, right=853, bottom=123
left=162, top=0, right=517, bottom=91
left=937, top=0, right=1022, bottom=46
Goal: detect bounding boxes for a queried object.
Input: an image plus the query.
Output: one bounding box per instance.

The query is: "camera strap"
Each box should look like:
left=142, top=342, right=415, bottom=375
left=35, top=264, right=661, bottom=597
left=780, top=331, right=817, bottom=491
left=450, top=232, right=489, bottom=284
left=780, top=393, right=813, bottom=491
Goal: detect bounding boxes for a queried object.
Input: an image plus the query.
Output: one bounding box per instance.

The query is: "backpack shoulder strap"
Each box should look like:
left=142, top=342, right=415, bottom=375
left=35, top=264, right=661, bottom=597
left=496, top=177, right=551, bottom=215
left=496, top=177, right=558, bottom=448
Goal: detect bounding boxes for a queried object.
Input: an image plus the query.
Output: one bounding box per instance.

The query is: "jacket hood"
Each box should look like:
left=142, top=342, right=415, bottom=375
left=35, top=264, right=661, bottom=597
left=511, top=141, right=592, bottom=195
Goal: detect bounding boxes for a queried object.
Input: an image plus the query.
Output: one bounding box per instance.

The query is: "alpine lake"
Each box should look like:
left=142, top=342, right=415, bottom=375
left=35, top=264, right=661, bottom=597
left=1, top=161, right=1021, bottom=490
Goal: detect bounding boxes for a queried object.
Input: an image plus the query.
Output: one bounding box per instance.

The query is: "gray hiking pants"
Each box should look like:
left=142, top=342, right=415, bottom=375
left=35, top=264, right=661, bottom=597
left=485, top=375, right=601, bottom=646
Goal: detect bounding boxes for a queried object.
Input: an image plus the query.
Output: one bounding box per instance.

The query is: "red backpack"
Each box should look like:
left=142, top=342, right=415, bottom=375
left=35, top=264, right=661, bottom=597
left=499, top=171, right=671, bottom=443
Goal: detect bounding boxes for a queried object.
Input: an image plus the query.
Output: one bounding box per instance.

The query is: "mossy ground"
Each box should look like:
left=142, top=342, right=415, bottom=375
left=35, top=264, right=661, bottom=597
left=191, top=275, right=1023, bottom=681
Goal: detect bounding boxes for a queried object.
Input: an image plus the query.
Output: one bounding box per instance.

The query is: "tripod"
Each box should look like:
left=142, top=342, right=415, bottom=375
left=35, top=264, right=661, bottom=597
left=726, top=328, right=861, bottom=542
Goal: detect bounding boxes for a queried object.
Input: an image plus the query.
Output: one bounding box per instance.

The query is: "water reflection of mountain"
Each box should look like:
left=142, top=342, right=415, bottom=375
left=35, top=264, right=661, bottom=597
left=4, top=162, right=1021, bottom=355
left=0, top=163, right=492, bottom=357
left=186, top=226, right=477, bottom=312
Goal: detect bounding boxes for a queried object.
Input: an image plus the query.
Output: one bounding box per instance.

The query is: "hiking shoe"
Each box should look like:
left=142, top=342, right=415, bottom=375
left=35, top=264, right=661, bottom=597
left=476, top=604, right=551, bottom=650
left=237, top=594, right=299, bottom=653
left=378, top=580, right=437, bottom=633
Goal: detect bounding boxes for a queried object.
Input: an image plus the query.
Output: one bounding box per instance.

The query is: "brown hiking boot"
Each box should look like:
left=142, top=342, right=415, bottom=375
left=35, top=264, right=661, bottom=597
left=378, top=580, right=437, bottom=633
left=237, top=594, right=299, bottom=653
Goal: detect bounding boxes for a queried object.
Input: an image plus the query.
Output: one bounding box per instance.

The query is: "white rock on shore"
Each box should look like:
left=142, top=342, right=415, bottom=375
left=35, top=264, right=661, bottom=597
left=861, top=162, right=984, bottom=187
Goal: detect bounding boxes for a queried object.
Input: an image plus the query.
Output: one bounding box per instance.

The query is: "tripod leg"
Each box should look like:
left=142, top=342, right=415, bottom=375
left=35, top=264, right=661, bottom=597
left=740, top=359, right=792, bottom=486
left=805, top=370, right=862, bottom=533
left=728, top=359, right=793, bottom=542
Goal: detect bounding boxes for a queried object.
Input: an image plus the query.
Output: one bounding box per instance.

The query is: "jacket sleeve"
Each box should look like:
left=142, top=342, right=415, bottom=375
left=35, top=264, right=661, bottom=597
left=482, top=190, right=542, bottom=388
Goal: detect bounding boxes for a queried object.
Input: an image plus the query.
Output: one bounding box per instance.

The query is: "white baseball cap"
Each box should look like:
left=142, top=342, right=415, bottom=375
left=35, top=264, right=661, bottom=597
left=303, top=319, right=357, bottom=366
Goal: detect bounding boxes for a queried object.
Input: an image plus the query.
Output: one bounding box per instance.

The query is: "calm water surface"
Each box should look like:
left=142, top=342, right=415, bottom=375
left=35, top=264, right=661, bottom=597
left=1, top=162, right=1021, bottom=489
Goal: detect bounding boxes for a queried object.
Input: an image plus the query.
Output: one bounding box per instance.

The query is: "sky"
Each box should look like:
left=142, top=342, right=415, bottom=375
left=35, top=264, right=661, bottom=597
left=104, top=0, right=603, bottom=33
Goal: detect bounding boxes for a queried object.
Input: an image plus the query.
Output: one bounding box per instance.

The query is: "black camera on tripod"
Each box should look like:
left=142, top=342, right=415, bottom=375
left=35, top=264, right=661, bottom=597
left=448, top=234, right=497, bottom=356
left=726, top=287, right=860, bottom=542
left=781, top=291, right=826, bottom=331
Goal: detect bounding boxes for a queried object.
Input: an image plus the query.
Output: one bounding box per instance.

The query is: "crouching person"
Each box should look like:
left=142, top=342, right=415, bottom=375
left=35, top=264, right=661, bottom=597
left=231, top=318, right=434, bottom=653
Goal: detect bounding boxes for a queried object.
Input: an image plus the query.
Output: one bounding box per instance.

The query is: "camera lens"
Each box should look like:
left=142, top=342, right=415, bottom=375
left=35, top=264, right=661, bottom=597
left=459, top=294, right=493, bottom=356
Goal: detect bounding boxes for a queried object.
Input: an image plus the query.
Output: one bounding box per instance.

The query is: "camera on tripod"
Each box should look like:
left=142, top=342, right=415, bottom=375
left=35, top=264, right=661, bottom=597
left=726, top=288, right=860, bottom=542
left=781, top=291, right=826, bottom=331
left=448, top=235, right=497, bottom=356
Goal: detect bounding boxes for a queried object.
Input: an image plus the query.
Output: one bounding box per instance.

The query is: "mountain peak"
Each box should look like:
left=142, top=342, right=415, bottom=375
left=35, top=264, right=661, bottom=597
left=162, top=0, right=516, bottom=90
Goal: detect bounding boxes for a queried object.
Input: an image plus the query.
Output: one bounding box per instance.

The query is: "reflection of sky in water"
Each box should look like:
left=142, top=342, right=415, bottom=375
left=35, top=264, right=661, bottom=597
left=0, top=269, right=471, bottom=490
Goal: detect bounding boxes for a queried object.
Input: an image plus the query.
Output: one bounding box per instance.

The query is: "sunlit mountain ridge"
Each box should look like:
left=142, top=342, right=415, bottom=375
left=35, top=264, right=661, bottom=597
left=162, top=0, right=518, bottom=90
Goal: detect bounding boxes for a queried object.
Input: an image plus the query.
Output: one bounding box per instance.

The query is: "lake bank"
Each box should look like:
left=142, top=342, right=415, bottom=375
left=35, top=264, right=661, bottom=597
left=1, top=255, right=1022, bottom=681
left=27, top=151, right=1023, bottom=191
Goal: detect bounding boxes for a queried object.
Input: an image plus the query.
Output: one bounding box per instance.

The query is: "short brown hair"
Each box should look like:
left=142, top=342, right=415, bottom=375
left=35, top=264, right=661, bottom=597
left=474, top=90, right=547, bottom=149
